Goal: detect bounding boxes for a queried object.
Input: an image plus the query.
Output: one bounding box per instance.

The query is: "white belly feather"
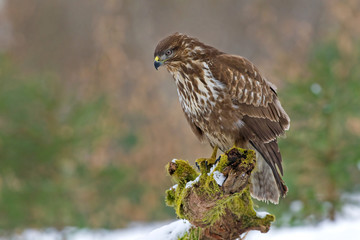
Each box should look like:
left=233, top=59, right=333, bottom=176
left=171, top=62, right=224, bottom=117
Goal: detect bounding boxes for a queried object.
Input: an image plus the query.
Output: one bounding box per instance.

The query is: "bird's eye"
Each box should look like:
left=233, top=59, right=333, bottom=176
left=165, top=49, right=173, bottom=56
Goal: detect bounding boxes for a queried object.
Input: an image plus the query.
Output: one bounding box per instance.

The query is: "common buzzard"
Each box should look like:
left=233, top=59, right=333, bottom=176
left=154, top=33, right=290, bottom=204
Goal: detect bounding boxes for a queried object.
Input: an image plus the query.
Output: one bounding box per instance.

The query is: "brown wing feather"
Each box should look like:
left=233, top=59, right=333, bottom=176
left=212, top=54, right=289, bottom=128
left=249, top=139, right=288, bottom=196
left=210, top=54, right=290, bottom=137
left=210, top=54, right=290, bottom=197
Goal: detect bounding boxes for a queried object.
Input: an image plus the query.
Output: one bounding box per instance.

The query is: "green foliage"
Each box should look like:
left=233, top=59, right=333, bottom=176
left=257, top=39, right=360, bottom=225
left=0, top=54, right=145, bottom=231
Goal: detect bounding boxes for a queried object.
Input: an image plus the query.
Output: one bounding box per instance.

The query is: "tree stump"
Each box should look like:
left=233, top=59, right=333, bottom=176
left=165, top=147, right=274, bottom=240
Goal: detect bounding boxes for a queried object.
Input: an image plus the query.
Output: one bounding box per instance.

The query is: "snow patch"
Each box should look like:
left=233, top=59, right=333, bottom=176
left=139, top=220, right=192, bottom=240
left=171, top=159, right=177, bottom=163
left=207, top=163, right=218, bottom=176
left=170, top=184, right=178, bottom=190
left=207, top=162, right=226, bottom=186
left=255, top=211, right=269, bottom=219
left=213, top=171, right=226, bottom=186
left=5, top=197, right=360, bottom=240
left=185, top=175, right=200, bottom=189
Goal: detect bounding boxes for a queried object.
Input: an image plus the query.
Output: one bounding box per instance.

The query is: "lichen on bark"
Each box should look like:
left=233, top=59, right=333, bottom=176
left=165, top=147, right=274, bottom=240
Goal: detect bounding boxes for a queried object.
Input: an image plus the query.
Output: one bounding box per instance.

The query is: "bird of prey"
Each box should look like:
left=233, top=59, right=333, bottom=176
left=153, top=33, right=290, bottom=204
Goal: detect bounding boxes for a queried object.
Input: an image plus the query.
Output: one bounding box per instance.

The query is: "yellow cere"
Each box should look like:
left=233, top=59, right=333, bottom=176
left=154, top=56, right=160, bottom=61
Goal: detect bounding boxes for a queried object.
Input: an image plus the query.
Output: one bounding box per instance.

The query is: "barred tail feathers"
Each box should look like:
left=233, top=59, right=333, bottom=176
left=249, top=141, right=287, bottom=204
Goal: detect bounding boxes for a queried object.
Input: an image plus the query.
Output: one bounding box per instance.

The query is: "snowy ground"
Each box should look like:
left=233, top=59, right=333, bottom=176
left=2, top=201, right=360, bottom=240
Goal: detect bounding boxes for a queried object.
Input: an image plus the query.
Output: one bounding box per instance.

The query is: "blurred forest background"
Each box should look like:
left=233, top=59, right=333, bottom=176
left=0, top=0, right=359, bottom=233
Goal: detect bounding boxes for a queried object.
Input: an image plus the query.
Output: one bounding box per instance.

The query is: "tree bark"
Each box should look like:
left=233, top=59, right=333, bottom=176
left=165, top=147, right=274, bottom=240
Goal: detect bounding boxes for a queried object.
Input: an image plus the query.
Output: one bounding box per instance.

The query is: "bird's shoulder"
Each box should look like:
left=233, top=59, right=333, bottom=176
left=208, top=53, right=290, bottom=132
left=208, top=53, right=276, bottom=107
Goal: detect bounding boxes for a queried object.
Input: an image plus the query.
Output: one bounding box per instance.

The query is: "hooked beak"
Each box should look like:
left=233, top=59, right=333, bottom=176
left=154, top=56, right=163, bottom=70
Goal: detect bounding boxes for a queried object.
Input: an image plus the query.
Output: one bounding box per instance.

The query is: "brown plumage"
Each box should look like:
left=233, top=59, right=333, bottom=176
left=154, top=33, right=290, bottom=204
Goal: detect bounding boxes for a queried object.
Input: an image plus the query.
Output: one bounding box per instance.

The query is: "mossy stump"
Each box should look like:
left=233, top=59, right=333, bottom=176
left=166, top=147, right=274, bottom=240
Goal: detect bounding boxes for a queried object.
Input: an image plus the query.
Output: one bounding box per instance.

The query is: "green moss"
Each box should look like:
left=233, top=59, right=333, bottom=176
left=200, top=187, right=274, bottom=230
left=165, top=188, right=176, bottom=207
left=174, top=185, right=190, bottom=218
left=179, top=227, right=201, bottom=240
left=165, top=159, right=200, bottom=219
left=167, top=159, right=199, bottom=187
left=165, top=147, right=274, bottom=239
left=198, top=148, right=273, bottom=228
left=197, top=147, right=256, bottom=198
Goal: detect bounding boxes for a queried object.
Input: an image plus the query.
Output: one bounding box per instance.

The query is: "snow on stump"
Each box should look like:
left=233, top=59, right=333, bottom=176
left=165, top=147, right=274, bottom=240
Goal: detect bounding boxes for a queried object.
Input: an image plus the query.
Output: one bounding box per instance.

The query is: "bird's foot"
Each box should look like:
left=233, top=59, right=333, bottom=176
left=195, top=161, right=200, bottom=171
left=195, top=156, right=221, bottom=173
left=195, top=146, right=219, bottom=172
left=195, top=158, right=212, bottom=173
left=195, top=157, right=215, bottom=166
left=215, top=155, right=221, bottom=164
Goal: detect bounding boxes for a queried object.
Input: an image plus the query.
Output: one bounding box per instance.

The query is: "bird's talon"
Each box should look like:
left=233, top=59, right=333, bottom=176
left=215, top=156, right=221, bottom=164
left=195, top=162, right=200, bottom=171
left=206, top=157, right=217, bottom=166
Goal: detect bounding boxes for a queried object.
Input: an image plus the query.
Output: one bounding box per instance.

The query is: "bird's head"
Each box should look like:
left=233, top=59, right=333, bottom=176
left=153, top=32, right=187, bottom=70
left=153, top=33, right=220, bottom=70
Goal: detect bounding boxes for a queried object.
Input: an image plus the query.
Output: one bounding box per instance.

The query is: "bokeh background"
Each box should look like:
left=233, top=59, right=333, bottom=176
left=0, top=0, right=359, bottom=234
